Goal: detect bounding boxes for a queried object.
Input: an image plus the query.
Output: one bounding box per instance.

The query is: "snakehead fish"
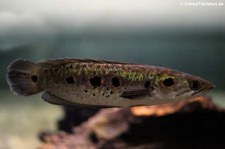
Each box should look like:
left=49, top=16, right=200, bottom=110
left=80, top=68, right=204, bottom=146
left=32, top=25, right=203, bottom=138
left=6, top=58, right=215, bottom=107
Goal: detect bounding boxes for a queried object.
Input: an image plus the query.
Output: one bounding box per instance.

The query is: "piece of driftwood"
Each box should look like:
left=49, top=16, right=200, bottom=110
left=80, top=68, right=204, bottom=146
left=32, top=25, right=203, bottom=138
left=38, top=97, right=225, bottom=149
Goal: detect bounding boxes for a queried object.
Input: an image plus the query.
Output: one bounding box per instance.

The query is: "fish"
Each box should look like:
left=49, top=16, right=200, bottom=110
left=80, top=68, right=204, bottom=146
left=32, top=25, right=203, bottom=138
left=6, top=58, right=215, bottom=107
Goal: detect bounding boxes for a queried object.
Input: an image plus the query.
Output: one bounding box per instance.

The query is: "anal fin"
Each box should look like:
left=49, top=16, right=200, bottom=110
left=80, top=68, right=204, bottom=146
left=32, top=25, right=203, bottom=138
left=42, top=91, right=76, bottom=106
left=41, top=91, right=116, bottom=108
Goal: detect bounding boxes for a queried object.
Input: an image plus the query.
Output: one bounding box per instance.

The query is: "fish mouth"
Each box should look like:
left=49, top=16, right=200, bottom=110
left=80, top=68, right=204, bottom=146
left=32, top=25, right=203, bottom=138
left=175, top=89, right=190, bottom=97
left=192, top=83, right=215, bottom=96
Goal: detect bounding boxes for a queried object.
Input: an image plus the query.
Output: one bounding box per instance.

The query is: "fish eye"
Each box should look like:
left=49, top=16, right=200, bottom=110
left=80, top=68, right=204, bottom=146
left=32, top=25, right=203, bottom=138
left=189, top=80, right=202, bottom=91
left=162, top=78, right=174, bottom=87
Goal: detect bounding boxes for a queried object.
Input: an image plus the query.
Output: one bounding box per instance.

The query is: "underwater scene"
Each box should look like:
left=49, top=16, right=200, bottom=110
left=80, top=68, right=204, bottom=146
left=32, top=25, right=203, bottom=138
left=0, top=1, right=225, bottom=149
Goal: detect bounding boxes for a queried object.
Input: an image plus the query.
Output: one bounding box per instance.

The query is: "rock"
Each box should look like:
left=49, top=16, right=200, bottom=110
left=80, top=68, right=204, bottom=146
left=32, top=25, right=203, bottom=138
left=39, top=97, right=225, bottom=149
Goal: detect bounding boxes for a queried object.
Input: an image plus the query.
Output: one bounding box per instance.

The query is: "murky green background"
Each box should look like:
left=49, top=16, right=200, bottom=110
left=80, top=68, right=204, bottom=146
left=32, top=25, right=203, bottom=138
left=0, top=1, right=225, bottom=148
left=1, top=31, right=225, bottom=149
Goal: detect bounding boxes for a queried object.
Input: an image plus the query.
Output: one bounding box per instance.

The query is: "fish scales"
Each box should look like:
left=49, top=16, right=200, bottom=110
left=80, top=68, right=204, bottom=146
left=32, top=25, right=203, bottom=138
left=40, top=62, right=153, bottom=94
left=42, top=62, right=152, bottom=82
left=6, top=58, right=215, bottom=107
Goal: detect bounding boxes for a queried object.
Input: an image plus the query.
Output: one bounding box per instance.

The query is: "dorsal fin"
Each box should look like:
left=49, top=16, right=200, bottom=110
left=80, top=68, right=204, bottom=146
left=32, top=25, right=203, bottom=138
left=38, top=58, right=137, bottom=67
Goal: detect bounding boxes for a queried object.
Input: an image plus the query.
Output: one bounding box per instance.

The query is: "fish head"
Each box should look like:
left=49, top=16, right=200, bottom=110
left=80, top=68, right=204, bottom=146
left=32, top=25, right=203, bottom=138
left=152, top=71, right=215, bottom=101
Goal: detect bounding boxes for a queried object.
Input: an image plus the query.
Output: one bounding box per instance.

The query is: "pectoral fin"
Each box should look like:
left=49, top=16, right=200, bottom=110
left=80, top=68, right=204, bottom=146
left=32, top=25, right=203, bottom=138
left=120, top=89, right=150, bottom=99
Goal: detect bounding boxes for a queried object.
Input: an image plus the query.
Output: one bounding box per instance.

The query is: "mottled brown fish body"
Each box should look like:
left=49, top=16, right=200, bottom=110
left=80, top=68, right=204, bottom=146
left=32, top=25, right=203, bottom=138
left=7, top=58, right=215, bottom=107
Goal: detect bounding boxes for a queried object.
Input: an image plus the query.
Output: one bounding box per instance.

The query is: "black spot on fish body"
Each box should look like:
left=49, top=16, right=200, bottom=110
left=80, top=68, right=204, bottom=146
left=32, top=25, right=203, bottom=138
left=90, top=76, right=101, bottom=87
left=31, top=75, right=38, bottom=82
left=112, top=77, right=120, bottom=87
left=66, top=76, right=75, bottom=84
left=144, top=81, right=151, bottom=88
left=163, top=78, right=174, bottom=87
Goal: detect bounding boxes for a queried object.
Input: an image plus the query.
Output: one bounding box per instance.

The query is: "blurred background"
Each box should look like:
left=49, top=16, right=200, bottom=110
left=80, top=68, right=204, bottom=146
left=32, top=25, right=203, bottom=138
left=0, top=0, right=224, bottom=148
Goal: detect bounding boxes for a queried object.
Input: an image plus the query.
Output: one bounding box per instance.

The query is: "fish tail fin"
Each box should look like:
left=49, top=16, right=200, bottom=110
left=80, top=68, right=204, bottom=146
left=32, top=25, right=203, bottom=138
left=6, top=59, right=43, bottom=96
